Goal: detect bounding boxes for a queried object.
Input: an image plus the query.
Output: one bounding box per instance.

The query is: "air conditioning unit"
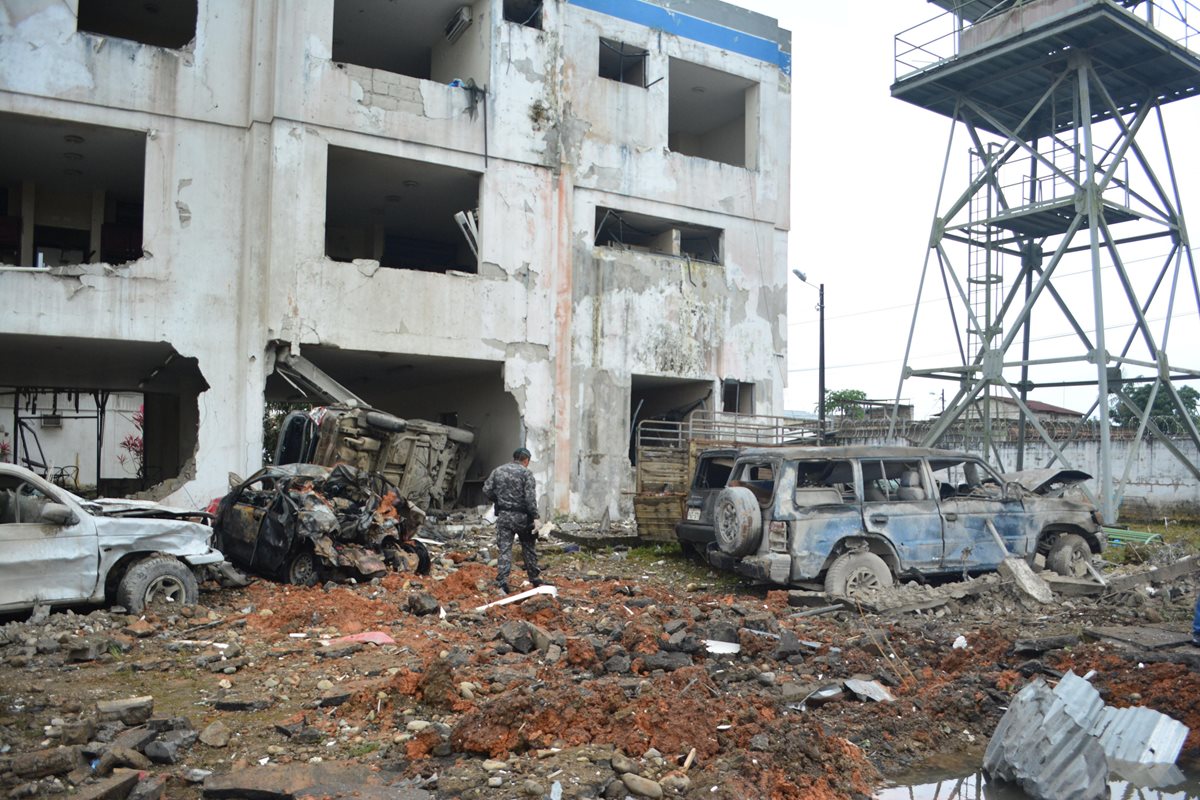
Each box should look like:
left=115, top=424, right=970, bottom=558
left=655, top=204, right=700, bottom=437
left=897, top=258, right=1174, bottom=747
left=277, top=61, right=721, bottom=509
left=444, top=6, right=472, bottom=44
left=40, top=414, right=62, bottom=429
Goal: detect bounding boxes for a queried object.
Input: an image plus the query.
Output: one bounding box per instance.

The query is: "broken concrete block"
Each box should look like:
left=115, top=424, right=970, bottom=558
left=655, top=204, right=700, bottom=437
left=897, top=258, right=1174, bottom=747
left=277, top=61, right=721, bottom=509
left=619, top=772, right=663, bottom=799
left=844, top=678, right=895, bottom=703
left=60, top=717, right=97, bottom=745
left=638, top=651, right=692, bottom=672
left=97, top=746, right=152, bottom=775
left=128, top=775, right=168, bottom=800
left=998, top=558, right=1053, bottom=604
left=406, top=592, right=441, bottom=616
left=199, top=721, right=231, bottom=748
left=96, top=696, right=154, bottom=725
left=72, top=772, right=139, bottom=800
left=10, top=746, right=81, bottom=779
left=499, top=620, right=535, bottom=654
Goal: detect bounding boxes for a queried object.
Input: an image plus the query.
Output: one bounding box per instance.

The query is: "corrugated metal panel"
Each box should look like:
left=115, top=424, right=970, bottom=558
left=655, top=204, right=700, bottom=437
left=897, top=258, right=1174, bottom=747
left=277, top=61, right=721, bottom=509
left=1049, top=670, right=1188, bottom=765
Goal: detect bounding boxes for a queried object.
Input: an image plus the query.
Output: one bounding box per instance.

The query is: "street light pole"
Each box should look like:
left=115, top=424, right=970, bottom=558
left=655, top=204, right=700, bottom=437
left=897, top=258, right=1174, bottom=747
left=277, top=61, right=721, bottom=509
left=792, top=270, right=826, bottom=439
left=817, top=282, right=825, bottom=439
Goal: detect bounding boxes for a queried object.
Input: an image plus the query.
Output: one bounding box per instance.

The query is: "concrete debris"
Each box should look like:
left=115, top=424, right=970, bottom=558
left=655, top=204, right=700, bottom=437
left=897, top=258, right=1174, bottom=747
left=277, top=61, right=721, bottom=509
left=997, top=557, right=1054, bottom=604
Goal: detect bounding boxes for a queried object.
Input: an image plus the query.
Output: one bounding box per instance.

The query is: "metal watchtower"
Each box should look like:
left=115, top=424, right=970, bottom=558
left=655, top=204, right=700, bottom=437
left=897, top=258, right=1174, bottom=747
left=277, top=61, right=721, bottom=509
left=890, top=0, right=1200, bottom=522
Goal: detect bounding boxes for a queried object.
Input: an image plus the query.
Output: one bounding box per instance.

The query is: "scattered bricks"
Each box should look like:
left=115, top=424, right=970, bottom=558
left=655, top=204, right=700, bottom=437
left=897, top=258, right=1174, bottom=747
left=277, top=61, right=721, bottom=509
left=72, top=772, right=139, bottom=800
left=96, top=697, right=154, bottom=726
left=11, top=746, right=81, bottom=779
left=406, top=592, right=441, bottom=616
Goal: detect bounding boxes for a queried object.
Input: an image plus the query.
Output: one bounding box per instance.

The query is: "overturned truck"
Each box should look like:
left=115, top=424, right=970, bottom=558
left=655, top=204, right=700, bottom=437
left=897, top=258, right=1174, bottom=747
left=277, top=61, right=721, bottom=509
left=270, top=347, right=476, bottom=510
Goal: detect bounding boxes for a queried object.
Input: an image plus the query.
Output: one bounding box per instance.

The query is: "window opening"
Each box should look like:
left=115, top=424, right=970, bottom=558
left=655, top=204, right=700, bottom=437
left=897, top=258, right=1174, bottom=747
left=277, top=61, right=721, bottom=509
left=599, top=38, right=648, bottom=87
left=76, top=0, right=197, bottom=49
left=731, top=461, right=775, bottom=505
left=721, top=380, right=754, bottom=413
left=325, top=146, right=481, bottom=274
left=595, top=207, right=722, bottom=264
left=332, top=0, right=480, bottom=82
left=693, top=456, right=734, bottom=490
left=861, top=460, right=927, bottom=502
left=504, top=0, right=543, bottom=29
left=794, top=459, right=855, bottom=505
left=668, top=58, right=757, bottom=168
left=0, top=112, right=146, bottom=268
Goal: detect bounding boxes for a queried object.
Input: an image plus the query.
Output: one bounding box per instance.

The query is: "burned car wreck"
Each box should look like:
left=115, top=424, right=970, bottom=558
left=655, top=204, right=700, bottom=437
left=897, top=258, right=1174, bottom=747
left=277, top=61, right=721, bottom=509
left=702, top=446, right=1106, bottom=597
left=213, top=464, right=430, bottom=585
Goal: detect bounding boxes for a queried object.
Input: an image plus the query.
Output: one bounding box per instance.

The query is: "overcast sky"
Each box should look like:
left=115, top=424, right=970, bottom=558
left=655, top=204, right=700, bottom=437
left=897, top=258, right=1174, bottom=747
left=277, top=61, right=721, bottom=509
left=728, top=0, right=1200, bottom=420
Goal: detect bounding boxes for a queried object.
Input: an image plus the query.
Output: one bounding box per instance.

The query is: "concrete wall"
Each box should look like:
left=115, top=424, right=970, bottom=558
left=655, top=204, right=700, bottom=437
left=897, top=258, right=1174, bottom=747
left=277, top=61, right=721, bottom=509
left=0, top=0, right=791, bottom=518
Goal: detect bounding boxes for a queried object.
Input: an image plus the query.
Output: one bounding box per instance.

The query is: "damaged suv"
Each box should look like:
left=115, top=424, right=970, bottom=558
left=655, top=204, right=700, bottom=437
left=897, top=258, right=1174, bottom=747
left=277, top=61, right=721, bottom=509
left=213, top=464, right=430, bottom=585
left=705, top=446, right=1105, bottom=597
left=0, top=464, right=224, bottom=614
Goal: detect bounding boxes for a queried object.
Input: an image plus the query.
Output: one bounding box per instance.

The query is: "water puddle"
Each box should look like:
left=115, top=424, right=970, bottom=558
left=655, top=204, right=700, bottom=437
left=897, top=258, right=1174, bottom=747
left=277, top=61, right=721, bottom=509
left=877, top=763, right=1200, bottom=799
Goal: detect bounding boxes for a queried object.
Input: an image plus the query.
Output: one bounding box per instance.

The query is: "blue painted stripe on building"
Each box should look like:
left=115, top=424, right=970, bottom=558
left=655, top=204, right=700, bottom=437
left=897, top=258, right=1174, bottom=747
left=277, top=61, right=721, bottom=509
left=567, top=0, right=791, bottom=75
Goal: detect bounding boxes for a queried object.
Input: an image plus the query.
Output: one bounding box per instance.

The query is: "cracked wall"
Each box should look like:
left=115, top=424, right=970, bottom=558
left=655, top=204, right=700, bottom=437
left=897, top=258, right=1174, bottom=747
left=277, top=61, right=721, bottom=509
left=0, top=0, right=790, bottom=518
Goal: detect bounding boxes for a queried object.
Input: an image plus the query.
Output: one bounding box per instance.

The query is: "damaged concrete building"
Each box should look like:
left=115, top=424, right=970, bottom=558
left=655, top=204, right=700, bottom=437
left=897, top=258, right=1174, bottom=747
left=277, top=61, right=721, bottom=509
left=0, top=0, right=792, bottom=516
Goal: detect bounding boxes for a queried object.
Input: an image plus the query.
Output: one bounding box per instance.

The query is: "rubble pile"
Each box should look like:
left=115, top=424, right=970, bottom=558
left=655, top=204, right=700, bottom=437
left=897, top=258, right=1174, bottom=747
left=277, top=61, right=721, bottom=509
left=2, top=529, right=1200, bottom=799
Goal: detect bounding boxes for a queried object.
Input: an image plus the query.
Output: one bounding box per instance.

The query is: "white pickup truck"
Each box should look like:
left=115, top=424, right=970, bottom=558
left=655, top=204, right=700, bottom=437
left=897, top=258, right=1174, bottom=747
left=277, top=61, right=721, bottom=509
left=0, top=464, right=224, bottom=614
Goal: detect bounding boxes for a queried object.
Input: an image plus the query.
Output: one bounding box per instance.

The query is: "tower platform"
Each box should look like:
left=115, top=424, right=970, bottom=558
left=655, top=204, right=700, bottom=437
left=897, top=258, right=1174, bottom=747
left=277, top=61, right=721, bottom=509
left=892, top=0, right=1200, bottom=140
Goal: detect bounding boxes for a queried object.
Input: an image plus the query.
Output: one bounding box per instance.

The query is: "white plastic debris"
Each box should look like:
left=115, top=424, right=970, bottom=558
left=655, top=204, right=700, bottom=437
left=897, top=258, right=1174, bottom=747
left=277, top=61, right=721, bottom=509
left=952, top=635, right=968, bottom=649
left=704, top=640, right=741, bottom=655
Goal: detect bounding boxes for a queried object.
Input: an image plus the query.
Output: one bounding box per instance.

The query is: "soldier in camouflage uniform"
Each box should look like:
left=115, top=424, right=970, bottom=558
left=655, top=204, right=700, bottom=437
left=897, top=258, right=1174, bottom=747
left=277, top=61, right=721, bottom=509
left=483, top=447, right=540, bottom=593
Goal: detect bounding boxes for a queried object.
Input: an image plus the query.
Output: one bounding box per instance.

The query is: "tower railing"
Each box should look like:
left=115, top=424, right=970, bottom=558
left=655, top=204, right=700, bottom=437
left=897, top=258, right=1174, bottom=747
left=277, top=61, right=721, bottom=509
left=895, top=0, right=1200, bottom=82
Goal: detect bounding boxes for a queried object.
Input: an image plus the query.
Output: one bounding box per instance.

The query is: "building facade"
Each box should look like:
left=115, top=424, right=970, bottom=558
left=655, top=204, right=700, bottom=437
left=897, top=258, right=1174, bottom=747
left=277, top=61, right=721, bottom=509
left=0, top=0, right=791, bottom=517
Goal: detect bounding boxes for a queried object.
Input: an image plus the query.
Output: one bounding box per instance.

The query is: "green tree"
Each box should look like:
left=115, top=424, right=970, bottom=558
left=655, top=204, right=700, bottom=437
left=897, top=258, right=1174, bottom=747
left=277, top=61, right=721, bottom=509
left=1109, top=383, right=1199, bottom=429
left=825, top=388, right=868, bottom=419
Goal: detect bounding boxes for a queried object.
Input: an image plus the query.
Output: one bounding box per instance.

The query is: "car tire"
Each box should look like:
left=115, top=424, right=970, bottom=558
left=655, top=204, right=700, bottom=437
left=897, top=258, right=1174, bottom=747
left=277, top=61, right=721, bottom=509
left=287, top=549, right=322, bottom=586
left=713, top=486, right=762, bottom=557
left=824, top=551, right=892, bottom=600
left=384, top=541, right=432, bottom=575
left=1047, top=533, right=1092, bottom=578
left=116, top=555, right=199, bottom=614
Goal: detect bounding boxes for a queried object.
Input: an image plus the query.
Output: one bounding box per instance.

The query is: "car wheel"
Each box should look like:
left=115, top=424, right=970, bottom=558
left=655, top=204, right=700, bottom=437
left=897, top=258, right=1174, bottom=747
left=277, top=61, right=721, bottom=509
left=824, top=551, right=892, bottom=600
left=1047, top=533, right=1092, bottom=578
left=287, top=549, right=322, bottom=586
left=383, top=541, right=431, bottom=575
left=713, top=487, right=762, bottom=557
left=117, top=555, right=199, bottom=614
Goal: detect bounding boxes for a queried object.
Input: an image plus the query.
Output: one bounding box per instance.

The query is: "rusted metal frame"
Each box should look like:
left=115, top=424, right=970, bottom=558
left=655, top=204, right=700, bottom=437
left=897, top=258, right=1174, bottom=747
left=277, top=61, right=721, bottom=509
left=995, top=376, right=1099, bottom=507
left=891, top=104, right=961, bottom=439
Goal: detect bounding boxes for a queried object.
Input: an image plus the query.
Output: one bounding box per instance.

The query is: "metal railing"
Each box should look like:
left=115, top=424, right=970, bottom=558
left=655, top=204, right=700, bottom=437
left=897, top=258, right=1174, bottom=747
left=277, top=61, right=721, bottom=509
left=896, top=0, right=1200, bottom=82
left=634, top=410, right=822, bottom=452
